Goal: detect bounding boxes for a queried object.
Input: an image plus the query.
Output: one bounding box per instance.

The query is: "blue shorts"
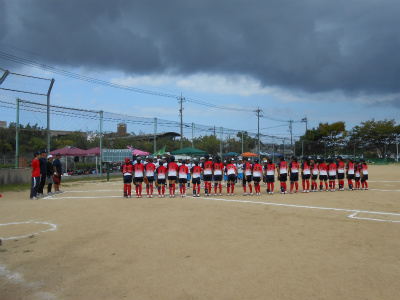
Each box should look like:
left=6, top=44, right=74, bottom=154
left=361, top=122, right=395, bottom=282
left=237, top=173, right=244, bottom=180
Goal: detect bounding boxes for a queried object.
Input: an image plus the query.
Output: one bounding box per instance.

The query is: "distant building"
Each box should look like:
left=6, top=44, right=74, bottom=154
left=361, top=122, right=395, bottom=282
left=117, top=123, right=127, bottom=135
left=0, top=121, right=6, bottom=128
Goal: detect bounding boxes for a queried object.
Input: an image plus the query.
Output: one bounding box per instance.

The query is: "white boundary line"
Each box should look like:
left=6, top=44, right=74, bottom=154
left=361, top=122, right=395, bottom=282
left=0, top=221, right=57, bottom=240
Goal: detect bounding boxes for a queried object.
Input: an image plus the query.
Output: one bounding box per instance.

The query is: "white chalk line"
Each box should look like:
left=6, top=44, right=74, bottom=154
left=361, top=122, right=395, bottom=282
left=0, top=221, right=57, bottom=240
left=190, top=196, right=400, bottom=224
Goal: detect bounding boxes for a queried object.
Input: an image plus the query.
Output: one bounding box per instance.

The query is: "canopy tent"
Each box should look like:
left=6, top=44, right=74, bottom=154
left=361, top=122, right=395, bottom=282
left=223, top=152, right=240, bottom=157
left=127, top=146, right=150, bottom=156
left=84, top=147, right=101, bottom=156
left=241, top=152, right=258, bottom=157
left=170, top=147, right=207, bottom=156
left=50, top=146, right=87, bottom=157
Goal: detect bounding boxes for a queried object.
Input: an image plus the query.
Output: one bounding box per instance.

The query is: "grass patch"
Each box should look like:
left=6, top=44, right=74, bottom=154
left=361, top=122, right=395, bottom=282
left=0, top=249, right=8, bottom=253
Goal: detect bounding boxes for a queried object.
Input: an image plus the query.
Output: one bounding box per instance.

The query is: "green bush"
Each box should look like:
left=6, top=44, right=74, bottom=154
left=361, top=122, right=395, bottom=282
left=0, top=164, right=15, bottom=169
left=75, top=163, right=97, bottom=170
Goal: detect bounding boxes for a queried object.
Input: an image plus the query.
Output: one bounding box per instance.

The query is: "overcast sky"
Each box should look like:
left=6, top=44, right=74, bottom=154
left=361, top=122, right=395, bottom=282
left=0, top=0, right=399, bottom=141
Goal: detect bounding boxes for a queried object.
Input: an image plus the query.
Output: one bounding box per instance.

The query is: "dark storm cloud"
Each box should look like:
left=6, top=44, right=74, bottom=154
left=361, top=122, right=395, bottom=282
left=1, top=0, right=399, bottom=96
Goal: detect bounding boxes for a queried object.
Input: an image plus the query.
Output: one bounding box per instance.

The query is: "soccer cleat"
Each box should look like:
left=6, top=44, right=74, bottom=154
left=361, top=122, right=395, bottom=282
left=302, top=190, right=307, bottom=193
left=243, top=193, right=247, bottom=196
left=147, top=195, right=150, bottom=198
left=214, top=193, right=217, bottom=196
left=280, top=192, right=284, bottom=194
left=158, top=195, right=161, bottom=198
left=290, top=191, right=293, bottom=194
left=219, top=193, right=222, bottom=196
left=150, top=195, right=153, bottom=198
left=249, top=193, right=253, bottom=196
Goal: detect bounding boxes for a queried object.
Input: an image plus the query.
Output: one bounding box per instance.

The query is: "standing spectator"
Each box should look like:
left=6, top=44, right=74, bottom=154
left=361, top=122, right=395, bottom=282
left=30, top=151, right=41, bottom=200
left=53, top=153, right=63, bottom=193
left=46, top=155, right=54, bottom=196
left=37, top=150, right=48, bottom=197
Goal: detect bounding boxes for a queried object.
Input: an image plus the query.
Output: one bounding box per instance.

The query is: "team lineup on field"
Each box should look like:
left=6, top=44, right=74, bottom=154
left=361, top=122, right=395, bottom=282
left=122, top=154, right=369, bottom=198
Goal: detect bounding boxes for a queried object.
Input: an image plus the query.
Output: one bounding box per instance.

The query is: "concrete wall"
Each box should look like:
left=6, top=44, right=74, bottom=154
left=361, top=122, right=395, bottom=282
left=0, top=168, right=31, bottom=185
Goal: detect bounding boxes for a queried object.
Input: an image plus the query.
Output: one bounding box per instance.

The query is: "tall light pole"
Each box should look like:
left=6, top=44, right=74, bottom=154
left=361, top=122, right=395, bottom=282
left=255, top=107, right=263, bottom=160
left=178, top=94, right=185, bottom=149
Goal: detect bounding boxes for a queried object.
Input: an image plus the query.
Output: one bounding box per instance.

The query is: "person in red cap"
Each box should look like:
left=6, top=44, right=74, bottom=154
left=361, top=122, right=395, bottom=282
left=122, top=157, right=133, bottom=198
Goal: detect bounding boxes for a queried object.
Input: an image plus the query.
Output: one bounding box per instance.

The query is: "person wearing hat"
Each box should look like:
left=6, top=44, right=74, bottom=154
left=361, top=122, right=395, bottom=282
left=288, top=156, right=299, bottom=194
left=318, top=157, right=329, bottom=192
left=202, top=154, right=213, bottom=196
left=190, top=158, right=202, bottom=197
left=213, top=155, right=224, bottom=196
left=30, top=151, right=41, bottom=200
left=252, top=158, right=262, bottom=195
left=328, top=158, right=337, bottom=192
left=46, top=155, right=54, bottom=196
left=226, top=158, right=238, bottom=196
left=37, top=149, right=48, bottom=197
left=53, top=153, right=63, bottom=193
left=236, top=157, right=244, bottom=186
left=122, top=157, right=134, bottom=198
left=336, top=156, right=345, bottom=191
left=134, top=156, right=145, bottom=198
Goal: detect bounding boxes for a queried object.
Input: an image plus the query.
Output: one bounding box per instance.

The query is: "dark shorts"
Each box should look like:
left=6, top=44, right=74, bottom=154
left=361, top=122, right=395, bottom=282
left=329, top=175, right=336, bottom=181
left=227, top=174, right=236, bottom=182
left=179, top=178, right=187, bottom=184
left=355, top=176, right=360, bottom=181
left=168, top=176, right=177, bottom=181
left=266, top=175, right=275, bottom=183
left=192, top=177, right=201, bottom=184
left=253, top=176, right=261, bottom=183
left=302, top=174, right=311, bottom=180
left=337, top=173, right=345, bottom=180
left=347, top=174, right=354, bottom=179
left=146, top=176, right=154, bottom=183
left=312, top=174, right=318, bottom=180
left=123, top=175, right=132, bottom=184
left=134, top=177, right=144, bottom=183
left=157, top=179, right=166, bottom=185
left=243, top=175, right=252, bottom=183
left=203, top=174, right=212, bottom=181
left=319, top=175, right=328, bottom=181
left=214, top=175, right=223, bottom=182
left=290, top=173, right=299, bottom=182
left=361, top=175, right=368, bottom=181
left=279, top=173, right=288, bottom=182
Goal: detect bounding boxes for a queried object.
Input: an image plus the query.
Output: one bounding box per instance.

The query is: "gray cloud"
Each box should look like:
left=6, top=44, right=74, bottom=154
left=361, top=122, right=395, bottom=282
left=1, top=0, right=399, bottom=96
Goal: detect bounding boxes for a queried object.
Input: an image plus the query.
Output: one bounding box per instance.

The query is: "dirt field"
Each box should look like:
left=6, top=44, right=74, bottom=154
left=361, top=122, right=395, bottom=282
left=1, top=164, right=400, bottom=300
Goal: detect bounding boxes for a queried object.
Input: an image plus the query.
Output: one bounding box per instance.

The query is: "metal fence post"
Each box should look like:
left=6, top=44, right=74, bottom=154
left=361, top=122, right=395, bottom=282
left=15, top=98, right=19, bottom=169
left=99, top=110, right=103, bottom=177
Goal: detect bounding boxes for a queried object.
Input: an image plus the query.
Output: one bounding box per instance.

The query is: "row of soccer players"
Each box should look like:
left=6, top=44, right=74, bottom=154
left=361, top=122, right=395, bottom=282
left=121, top=154, right=369, bottom=197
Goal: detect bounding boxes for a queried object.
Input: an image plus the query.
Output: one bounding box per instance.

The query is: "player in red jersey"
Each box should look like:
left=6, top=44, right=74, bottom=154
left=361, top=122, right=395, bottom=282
left=167, top=156, right=179, bottom=197
left=30, top=151, right=41, bottom=200
left=289, top=156, right=299, bottom=193
left=345, top=158, right=355, bottom=191
left=360, top=158, right=369, bottom=190
left=122, top=157, right=134, bottom=198
left=264, top=157, right=275, bottom=195
left=301, top=156, right=311, bottom=193
left=145, top=156, right=156, bottom=197
left=354, top=160, right=361, bottom=189
left=243, top=158, right=253, bottom=196
left=202, top=154, right=213, bottom=196
left=252, top=158, right=263, bottom=195
left=226, top=158, right=237, bottom=196
left=191, top=158, right=202, bottom=197
left=277, top=155, right=288, bottom=194
left=134, top=156, right=145, bottom=198
left=309, top=157, right=318, bottom=192
left=178, top=163, right=189, bottom=197
left=336, top=156, right=346, bottom=191
left=318, top=158, right=329, bottom=191
left=328, top=158, right=337, bottom=191
left=156, top=159, right=167, bottom=197
left=213, top=155, right=224, bottom=196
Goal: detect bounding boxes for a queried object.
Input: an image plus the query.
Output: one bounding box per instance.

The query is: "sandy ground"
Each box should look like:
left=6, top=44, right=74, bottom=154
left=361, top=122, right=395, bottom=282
left=1, top=164, right=400, bottom=300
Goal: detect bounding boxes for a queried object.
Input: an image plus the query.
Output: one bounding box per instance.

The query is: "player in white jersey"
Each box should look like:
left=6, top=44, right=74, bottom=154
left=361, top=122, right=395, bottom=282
left=236, top=157, right=244, bottom=185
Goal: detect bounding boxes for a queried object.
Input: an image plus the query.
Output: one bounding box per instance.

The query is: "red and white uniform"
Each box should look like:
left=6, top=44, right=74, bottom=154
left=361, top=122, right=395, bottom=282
left=145, top=163, right=156, bottom=177
left=278, top=161, right=287, bottom=174
left=337, top=161, right=345, bottom=174
left=290, top=162, right=299, bottom=173
left=226, top=164, right=237, bottom=175
left=266, top=163, right=275, bottom=176
left=347, top=162, right=354, bottom=174
left=302, top=162, right=311, bottom=175
left=203, top=161, right=213, bottom=175
left=179, top=165, right=189, bottom=179
left=191, top=165, right=202, bottom=178
left=319, top=163, right=328, bottom=175
left=123, top=163, right=133, bottom=175
left=311, top=163, right=318, bottom=176
left=253, top=163, right=262, bottom=177
left=361, top=164, right=368, bottom=175
left=328, top=163, right=337, bottom=176
left=167, top=162, right=179, bottom=177
left=244, top=163, right=253, bottom=176
left=157, top=165, right=167, bottom=179
left=213, top=162, right=224, bottom=176
left=134, top=163, right=145, bottom=178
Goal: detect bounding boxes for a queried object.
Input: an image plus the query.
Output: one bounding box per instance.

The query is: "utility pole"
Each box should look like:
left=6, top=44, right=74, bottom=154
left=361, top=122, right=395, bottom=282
left=46, top=78, right=55, bottom=153
left=301, top=117, right=308, bottom=133
left=255, top=107, right=263, bottom=160
left=178, top=93, right=185, bottom=149
left=289, top=119, right=293, bottom=154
